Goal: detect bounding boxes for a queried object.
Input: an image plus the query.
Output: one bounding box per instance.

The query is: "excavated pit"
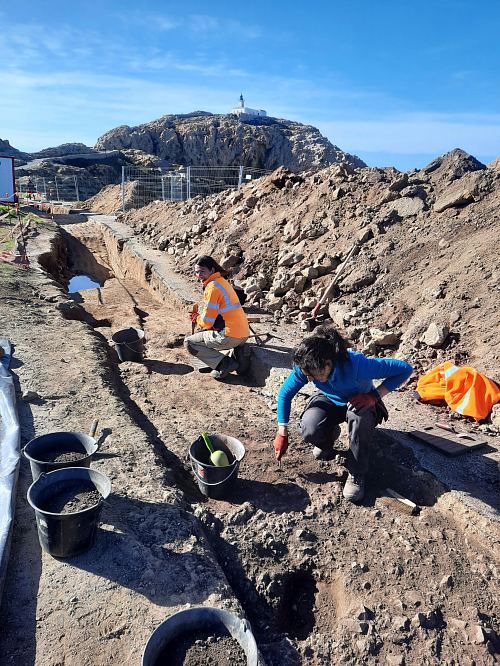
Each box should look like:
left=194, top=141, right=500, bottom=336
left=31, top=216, right=500, bottom=665
left=276, top=571, right=318, bottom=640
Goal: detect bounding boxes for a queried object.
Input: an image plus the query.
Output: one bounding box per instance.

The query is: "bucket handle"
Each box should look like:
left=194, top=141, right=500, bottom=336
left=112, top=340, right=144, bottom=355
left=190, top=459, right=240, bottom=487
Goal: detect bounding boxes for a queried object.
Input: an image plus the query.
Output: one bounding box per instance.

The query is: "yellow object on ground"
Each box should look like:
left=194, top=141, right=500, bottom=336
left=416, top=361, right=500, bottom=421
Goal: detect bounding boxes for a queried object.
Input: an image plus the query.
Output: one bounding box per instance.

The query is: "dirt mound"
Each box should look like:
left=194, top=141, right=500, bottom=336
left=117, top=149, right=500, bottom=382
left=77, top=182, right=137, bottom=214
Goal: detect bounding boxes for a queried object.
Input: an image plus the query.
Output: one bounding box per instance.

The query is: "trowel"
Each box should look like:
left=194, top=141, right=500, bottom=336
left=201, top=432, right=230, bottom=467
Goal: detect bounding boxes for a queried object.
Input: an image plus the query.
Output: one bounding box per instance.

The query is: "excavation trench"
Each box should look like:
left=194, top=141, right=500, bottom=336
left=32, top=218, right=500, bottom=665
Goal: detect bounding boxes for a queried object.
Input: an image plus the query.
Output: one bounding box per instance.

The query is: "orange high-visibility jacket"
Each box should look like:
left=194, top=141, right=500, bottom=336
left=197, top=272, right=250, bottom=339
left=416, top=361, right=500, bottom=421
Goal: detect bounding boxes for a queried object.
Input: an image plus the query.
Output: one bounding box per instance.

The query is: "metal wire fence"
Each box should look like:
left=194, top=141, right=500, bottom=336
left=17, top=168, right=119, bottom=204
left=121, top=165, right=271, bottom=212
left=15, top=164, right=271, bottom=210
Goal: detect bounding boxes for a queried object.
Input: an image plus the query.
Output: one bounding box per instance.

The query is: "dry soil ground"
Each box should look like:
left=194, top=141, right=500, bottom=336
left=0, top=210, right=498, bottom=666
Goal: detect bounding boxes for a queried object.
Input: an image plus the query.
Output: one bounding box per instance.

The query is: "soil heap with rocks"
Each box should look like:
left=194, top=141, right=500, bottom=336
left=103, top=148, right=500, bottom=389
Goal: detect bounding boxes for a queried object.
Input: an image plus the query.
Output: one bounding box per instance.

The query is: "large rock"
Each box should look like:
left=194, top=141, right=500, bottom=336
left=433, top=171, right=484, bottom=212
left=390, top=196, right=425, bottom=217
left=420, top=323, right=449, bottom=348
left=95, top=112, right=366, bottom=172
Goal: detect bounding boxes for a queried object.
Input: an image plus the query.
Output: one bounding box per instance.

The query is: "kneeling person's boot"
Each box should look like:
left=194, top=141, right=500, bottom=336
left=343, top=473, right=365, bottom=503
left=211, top=355, right=239, bottom=380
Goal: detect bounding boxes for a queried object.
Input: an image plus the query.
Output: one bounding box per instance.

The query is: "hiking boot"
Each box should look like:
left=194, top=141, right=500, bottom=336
left=343, top=473, right=365, bottom=503
left=233, top=343, right=252, bottom=376
left=210, top=355, right=239, bottom=380
left=312, top=446, right=337, bottom=461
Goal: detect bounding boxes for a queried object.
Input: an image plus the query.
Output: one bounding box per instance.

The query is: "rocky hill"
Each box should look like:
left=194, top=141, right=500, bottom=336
left=0, top=138, right=27, bottom=159
left=2, top=112, right=364, bottom=201
left=95, top=111, right=365, bottom=171
left=105, top=148, right=499, bottom=385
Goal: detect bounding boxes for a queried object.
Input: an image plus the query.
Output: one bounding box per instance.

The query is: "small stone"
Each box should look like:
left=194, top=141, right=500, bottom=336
left=469, top=625, right=486, bottom=644
left=392, top=616, right=410, bottom=632
left=355, top=605, right=374, bottom=621
left=449, top=617, right=467, bottom=631
left=22, top=389, right=41, bottom=401
left=490, top=404, right=500, bottom=430
left=439, top=574, right=453, bottom=589
left=370, top=328, right=400, bottom=347
left=356, top=228, right=373, bottom=244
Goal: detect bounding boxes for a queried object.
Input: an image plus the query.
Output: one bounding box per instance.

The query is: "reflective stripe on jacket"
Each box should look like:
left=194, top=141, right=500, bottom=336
left=197, top=272, right=250, bottom=339
left=416, top=361, right=500, bottom=421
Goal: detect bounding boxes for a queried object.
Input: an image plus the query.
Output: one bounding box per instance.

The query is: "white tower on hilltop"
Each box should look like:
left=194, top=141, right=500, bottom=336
left=231, top=94, right=267, bottom=118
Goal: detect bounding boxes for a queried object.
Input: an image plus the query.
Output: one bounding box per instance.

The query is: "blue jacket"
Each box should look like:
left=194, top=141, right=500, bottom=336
left=277, top=351, right=413, bottom=425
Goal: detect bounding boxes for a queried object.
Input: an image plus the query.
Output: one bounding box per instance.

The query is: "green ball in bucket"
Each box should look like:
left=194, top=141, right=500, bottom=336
left=202, top=432, right=230, bottom=467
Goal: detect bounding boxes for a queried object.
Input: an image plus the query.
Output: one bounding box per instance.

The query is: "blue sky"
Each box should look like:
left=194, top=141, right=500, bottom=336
left=1, top=0, right=499, bottom=170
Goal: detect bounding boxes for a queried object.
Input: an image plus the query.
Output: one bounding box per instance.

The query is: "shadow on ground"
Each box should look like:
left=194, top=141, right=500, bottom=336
left=224, top=478, right=310, bottom=514
left=66, top=494, right=228, bottom=607
left=367, top=427, right=500, bottom=515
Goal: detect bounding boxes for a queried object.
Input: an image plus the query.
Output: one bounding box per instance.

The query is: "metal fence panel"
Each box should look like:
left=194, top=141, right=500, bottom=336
left=121, top=165, right=270, bottom=212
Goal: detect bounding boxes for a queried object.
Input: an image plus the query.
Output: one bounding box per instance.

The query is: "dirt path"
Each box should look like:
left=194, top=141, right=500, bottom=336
left=0, top=215, right=498, bottom=665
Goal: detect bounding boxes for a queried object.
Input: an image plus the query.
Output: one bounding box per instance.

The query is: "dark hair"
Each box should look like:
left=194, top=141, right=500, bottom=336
left=293, top=324, right=350, bottom=373
left=195, top=255, right=228, bottom=276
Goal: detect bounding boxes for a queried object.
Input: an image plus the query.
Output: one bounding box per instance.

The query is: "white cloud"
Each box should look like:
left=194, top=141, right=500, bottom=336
left=187, top=14, right=262, bottom=39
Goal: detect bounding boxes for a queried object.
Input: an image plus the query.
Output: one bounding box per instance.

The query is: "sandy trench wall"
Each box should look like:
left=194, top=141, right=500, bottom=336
left=90, top=220, right=198, bottom=311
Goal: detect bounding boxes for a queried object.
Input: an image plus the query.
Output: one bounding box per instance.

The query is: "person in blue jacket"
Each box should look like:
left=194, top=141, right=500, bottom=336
left=273, top=325, right=413, bottom=503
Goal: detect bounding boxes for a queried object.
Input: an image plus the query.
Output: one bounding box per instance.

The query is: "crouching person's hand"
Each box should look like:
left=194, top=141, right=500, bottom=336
left=348, top=391, right=378, bottom=412
left=273, top=431, right=289, bottom=461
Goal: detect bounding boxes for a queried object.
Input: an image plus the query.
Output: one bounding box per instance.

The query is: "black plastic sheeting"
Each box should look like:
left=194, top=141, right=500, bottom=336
left=0, top=339, right=20, bottom=602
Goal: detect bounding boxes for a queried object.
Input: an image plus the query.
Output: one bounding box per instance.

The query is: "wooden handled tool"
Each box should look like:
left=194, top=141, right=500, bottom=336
left=310, top=242, right=359, bottom=320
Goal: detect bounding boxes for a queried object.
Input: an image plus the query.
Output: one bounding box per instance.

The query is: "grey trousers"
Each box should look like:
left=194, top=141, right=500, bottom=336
left=184, top=330, right=248, bottom=369
left=300, top=393, right=379, bottom=475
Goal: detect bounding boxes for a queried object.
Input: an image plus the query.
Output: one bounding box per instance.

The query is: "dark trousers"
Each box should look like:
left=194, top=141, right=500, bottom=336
left=300, top=393, right=379, bottom=475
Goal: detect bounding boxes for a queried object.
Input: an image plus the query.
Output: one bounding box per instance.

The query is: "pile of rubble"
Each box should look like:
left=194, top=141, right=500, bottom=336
left=90, top=149, right=499, bottom=384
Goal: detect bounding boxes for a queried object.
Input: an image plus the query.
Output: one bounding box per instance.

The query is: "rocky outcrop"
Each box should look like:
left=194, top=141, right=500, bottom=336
left=0, top=138, right=27, bottom=160
left=30, top=143, right=96, bottom=159
left=95, top=112, right=365, bottom=171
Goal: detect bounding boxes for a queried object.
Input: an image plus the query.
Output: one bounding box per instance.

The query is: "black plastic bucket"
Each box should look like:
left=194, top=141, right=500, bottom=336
left=23, top=431, right=98, bottom=482
left=111, top=327, right=145, bottom=362
left=142, top=606, right=258, bottom=666
left=27, top=467, right=111, bottom=557
left=189, top=433, right=245, bottom=499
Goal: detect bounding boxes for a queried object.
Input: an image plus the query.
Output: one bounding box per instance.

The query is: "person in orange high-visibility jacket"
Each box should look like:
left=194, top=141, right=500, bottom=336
left=184, top=255, right=250, bottom=380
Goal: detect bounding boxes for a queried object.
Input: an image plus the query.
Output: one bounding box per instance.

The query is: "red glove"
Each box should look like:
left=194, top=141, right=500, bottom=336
left=348, top=392, right=378, bottom=412
left=273, top=433, right=289, bottom=461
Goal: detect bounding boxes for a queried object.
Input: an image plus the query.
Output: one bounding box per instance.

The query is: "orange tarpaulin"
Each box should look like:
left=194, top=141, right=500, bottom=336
left=416, top=362, right=500, bottom=422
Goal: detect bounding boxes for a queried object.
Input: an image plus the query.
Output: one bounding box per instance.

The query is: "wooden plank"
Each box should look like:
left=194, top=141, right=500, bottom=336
left=408, top=426, right=487, bottom=456
left=385, top=488, right=420, bottom=515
